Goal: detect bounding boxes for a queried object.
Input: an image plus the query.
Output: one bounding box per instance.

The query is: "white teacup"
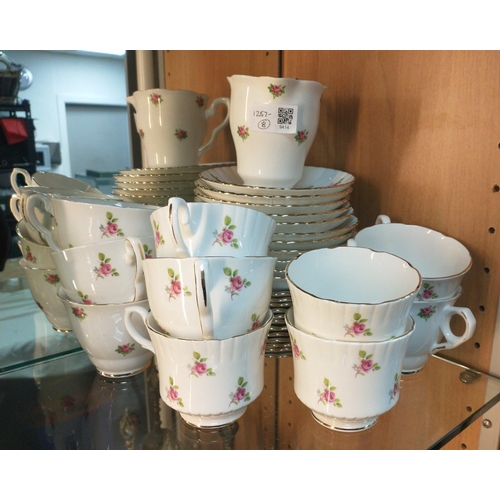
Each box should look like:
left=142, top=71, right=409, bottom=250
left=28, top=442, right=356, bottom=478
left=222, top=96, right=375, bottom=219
left=142, top=255, right=276, bottom=340
left=51, top=236, right=155, bottom=305
left=286, top=308, right=415, bottom=432
left=124, top=307, right=271, bottom=427
left=227, top=75, right=326, bottom=188
left=18, top=259, right=72, bottom=332
left=402, top=287, right=476, bottom=374
left=25, top=193, right=157, bottom=252
left=153, top=197, right=277, bottom=258
left=347, top=215, right=472, bottom=302
left=285, top=247, right=421, bottom=341
left=126, top=89, right=230, bottom=168
left=58, top=289, right=154, bottom=378
left=16, top=220, right=55, bottom=269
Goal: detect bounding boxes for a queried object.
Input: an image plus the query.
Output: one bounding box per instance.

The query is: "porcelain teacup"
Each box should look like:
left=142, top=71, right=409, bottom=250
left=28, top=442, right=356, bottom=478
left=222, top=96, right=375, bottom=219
left=285, top=246, right=421, bottom=341
left=25, top=193, right=157, bottom=252
left=152, top=197, right=277, bottom=258
left=285, top=308, right=415, bottom=432
left=347, top=215, right=472, bottom=302
left=124, top=306, right=271, bottom=427
left=58, top=289, right=153, bottom=378
left=126, top=89, right=230, bottom=168
left=51, top=236, right=155, bottom=305
left=141, top=254, right=276, bottom=340
left=16, top=220, right=56, bottom=269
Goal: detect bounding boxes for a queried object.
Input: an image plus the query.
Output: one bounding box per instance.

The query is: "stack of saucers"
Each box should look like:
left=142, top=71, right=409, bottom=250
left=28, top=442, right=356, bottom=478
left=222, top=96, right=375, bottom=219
left=112, top=163, right=235, bottom=205
left=194, top=165, right=358, bottom=356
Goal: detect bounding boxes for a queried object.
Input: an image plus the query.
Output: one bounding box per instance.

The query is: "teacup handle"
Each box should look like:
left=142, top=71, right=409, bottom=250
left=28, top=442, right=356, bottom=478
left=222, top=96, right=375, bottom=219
left=431, top=305, right=476, bottom=354
left=10, top=168, right=33, bottom=195
left=375, top=214, right=391, bottom=224
left=199, top=97, right=230, bottom=159
left=124, top=305, right=155, bottom=354
left=25, top=193, right=61, bottom=251
left=194, top=258, right=214, bottom=340
left=9, top=194, right=23, bottom=222
left=125, top=236, right=148, bottom=302
left=168, top=197, right=192, bottom=258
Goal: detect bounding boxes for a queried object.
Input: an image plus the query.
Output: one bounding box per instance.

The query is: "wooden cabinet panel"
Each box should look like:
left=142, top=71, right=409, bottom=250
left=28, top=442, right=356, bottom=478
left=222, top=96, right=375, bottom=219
left=282, top=50, right=500, bottom=374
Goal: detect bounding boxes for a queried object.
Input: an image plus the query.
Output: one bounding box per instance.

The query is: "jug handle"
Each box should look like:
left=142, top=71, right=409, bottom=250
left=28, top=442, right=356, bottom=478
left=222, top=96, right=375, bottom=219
left=198, top=97, right=230, bottom=159
left=125, top=236, right=148, bottom=302
left=10, top=168, right=32, bottom=195
left=194, top=258, right=214, bottom=340
left=431, top=305, right=476, bottom=354
left=124, top=305, right=155, bottom=354
left=168, top=197, right=192, bottom=258
left=25, top=193, right=61, bottom=252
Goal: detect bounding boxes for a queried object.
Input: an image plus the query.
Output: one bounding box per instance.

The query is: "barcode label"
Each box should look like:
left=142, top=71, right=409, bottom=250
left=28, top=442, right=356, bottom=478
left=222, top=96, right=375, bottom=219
left=248, top=103, right=298, bottom=133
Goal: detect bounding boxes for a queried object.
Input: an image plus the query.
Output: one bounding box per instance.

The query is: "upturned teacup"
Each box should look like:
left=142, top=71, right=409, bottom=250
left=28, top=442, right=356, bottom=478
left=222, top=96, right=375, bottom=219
left=402, top=287, right=476, bottom=374
left=141, top=254, right=276, bottom=340
left=285, top=247, right=421, bottom=341
left=151, top=197, right=277, bottom=258
left=25, top=193, right=157, bottom=252
left=347, top=215, right=472, bottom=302
left=51, top=236, right=155, bottom=305
left=286, top=308, right=415, bottom=432
left=124, top=306, right=271, bottom=427
left=126, top=89, right=230, bottom=168
left=58, top=289, right=154, bottom=378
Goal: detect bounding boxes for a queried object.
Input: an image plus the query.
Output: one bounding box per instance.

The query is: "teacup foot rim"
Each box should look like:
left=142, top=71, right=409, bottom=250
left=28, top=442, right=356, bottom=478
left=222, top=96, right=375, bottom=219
left=402, top=367, right=424, bottom=376
left=311, top=411, right=378, bottom=432
left=96, top=360, right=152, bottom=380
left=179, top=407, right=247, bottom=428
left=51, top=326, right=73, bottom=334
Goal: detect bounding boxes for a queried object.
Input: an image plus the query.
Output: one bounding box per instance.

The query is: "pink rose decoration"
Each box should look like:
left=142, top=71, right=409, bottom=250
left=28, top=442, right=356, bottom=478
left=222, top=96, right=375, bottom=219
left=293, top=343, right=301, bottom=358
left=322, top=389, right=336, bottom=404
left=171, top=280, right=182, bottom=296
left=234, top=387, right=246, bottom=402
left=83, top=298, right=93, bottom=305
left=45, top=274, right=59, bottom=284
left=120, top=345, right=132, bottom=353
left=352, top=322, right=366, bottom=335
left=168, top=387, right=179, bottom=402
left=27, top=252, right=35, bottom=262
left=99, top=263, right=113, bottom=276
left=422, top=289, right=434, bottom=299
left=192, top=362, right=207, bottom=376
left=221, top=229, right=234, bottom=244
left=420, top=307, right=434, bottom=318
left=360, top=359, right=374, bottom=372
left=106, top=222, right=119, bottom=235
left=155, top=230, right=162, bottom=246
left=231, top=275, right=243, bottom=291
left=73, top=307, right=85, bottom=318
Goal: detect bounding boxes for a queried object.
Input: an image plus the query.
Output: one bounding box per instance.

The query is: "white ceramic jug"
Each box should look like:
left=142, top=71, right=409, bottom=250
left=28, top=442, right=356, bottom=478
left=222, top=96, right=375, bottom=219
left=227, top=75, right=326, bottom=188
left=126, top=89, right=229, bottom=168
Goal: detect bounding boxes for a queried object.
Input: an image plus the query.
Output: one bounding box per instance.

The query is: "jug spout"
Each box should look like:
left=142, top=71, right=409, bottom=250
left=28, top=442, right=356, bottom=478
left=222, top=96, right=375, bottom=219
left=126, top=95, right=136, bottom=110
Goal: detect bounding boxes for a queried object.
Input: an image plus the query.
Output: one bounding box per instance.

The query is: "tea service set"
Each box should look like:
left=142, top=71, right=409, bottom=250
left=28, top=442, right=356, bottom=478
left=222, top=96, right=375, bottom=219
left=7, top=73, right=476, bottom=433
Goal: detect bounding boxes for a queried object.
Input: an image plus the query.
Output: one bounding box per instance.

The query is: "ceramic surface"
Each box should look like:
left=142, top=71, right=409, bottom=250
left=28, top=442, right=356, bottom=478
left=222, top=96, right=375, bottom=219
left=142, top=255, right=276, bottom=340
left=286, top=308, right=414, bottom=432
left=348, top=215, right=472, bottom=301
left=25, top=193, right=157, bottom=252
left=124, top=307, right=271, bottom=427
left=403, top=287, right=476, bottom=374
left=58, top=289, right=153, bottom=378
left=18, top=259, right=72, bottom=332
left=286, top=247, right=421, bottom=341
left=198, top=165, right=355, bottom=196
left=51, top=236, right=155, bottom=305
left=127, top=89, right=229, bottom=168
left=16, top=220, right=55, bottom=269
left=228, top=75, right=326, bottom=187
left=152, top=197, right=276, bottom=258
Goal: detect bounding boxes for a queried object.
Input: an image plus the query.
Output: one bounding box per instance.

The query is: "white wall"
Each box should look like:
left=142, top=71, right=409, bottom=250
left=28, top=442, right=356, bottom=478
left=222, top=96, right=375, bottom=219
left=3, top=50, right=129, bottom=177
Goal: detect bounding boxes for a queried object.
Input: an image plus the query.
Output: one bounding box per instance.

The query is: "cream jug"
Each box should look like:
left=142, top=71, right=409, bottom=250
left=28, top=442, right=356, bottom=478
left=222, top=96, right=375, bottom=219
left=227, top=75, right=326, bottom=188
left=126, top=89, right=230, bottom=168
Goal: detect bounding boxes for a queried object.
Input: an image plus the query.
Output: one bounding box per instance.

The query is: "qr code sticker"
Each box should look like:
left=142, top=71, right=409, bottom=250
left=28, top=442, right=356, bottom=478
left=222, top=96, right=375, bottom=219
left=277, top=107, right=295, bottom=125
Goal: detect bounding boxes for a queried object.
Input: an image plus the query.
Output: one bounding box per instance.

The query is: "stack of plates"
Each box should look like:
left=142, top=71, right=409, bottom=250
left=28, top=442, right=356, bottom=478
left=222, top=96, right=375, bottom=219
left=112, top=163, right=235, bottom=206
left=195, top=165, right=357, bottom=357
